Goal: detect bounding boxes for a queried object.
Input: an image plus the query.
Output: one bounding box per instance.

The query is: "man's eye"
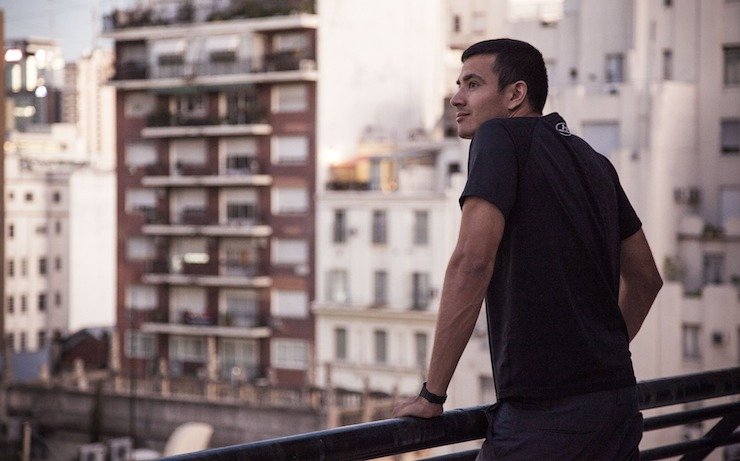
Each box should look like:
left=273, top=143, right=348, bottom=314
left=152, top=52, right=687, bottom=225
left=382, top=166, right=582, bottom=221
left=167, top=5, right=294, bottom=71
left=468, top=81, right=478, bottom=88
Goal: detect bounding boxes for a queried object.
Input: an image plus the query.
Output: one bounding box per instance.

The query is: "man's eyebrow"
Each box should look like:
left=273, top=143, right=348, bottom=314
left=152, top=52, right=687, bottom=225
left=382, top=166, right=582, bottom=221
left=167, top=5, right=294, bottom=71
left=456, top=72, right=485, bottom=86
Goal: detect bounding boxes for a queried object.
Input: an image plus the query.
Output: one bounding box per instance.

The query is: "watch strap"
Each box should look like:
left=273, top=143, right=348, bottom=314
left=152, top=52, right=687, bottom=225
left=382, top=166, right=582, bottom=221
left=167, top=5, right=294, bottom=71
left=419, top=382, right=447, bottom=405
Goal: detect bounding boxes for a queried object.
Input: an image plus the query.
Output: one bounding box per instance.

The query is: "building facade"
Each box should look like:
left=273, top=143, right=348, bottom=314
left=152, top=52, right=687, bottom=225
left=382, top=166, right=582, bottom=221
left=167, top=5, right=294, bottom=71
left=102, top=0, right=318, bottom=387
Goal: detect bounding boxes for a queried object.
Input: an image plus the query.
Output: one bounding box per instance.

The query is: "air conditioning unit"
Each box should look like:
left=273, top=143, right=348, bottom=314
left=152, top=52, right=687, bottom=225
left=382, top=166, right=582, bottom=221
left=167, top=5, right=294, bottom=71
left=108, top=438, right=132, bottom=461
left=78, top=443, right=106, bottom=461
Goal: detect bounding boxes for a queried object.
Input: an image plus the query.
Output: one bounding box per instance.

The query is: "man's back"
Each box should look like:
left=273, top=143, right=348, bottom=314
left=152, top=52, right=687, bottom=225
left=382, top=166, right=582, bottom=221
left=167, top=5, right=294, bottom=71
left=461, top=113, right=641, bottom=400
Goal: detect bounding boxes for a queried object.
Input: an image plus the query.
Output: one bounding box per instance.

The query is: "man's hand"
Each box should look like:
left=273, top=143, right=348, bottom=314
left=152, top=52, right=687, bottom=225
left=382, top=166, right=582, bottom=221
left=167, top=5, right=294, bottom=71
left=392, top=396, right=443, bottom=419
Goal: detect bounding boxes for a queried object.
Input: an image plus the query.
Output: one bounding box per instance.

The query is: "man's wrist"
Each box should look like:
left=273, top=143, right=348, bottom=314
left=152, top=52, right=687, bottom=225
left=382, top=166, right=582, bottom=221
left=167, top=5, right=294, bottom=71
left=419, top=382, right=447, bottom=405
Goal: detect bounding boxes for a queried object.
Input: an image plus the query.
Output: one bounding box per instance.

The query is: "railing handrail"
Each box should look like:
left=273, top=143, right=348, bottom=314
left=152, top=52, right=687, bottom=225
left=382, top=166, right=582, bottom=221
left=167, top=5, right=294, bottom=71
left=162, top=367, right=740, bottom=461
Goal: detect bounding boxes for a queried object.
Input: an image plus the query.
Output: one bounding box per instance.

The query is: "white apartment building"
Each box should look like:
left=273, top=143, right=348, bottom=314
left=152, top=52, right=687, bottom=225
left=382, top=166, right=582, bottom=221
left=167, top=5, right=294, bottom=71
left=4, top=126, right=76, bottom=353
left=313, top=141, right=491, bottom=400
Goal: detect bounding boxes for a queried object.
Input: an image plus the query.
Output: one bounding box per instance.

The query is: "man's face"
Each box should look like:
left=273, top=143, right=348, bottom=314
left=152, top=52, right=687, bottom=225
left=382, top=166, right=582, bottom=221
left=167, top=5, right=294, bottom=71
left=450, top=54, right=510, bottom=139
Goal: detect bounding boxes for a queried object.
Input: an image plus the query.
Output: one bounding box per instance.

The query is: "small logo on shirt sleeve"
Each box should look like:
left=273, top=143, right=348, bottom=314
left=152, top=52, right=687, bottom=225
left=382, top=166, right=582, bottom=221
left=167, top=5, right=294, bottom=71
left=555, top=122, right=572, bottom=136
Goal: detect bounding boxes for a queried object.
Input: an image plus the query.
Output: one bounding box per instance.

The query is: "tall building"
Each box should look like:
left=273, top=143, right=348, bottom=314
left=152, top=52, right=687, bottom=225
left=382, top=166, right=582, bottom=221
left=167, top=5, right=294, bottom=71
left=3, top=38, right=64, bottom=131
left=102, top=0, right=318, bottom=387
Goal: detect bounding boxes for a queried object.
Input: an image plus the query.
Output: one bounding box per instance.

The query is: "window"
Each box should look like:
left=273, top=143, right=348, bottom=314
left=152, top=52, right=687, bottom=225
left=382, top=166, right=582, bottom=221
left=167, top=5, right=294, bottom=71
left=20, top=332, right=27, bottom=352
left=226, top=202, right=257, bottom=224
left=374, top=270, right=388, bottom=305
left=326, top=269, right=349, bottom=303
left=272, top=339, right=308, bottom=370
left=413, top=211, right=429, bottom=245
left=55, top=221, right=62, bottom=234
left=21, top=259, right=27, bottom=276
left=412, top=272, right=431, bottom=310
left=452, top=14, right=461, bottom=33
left=52, top=191, right=61, bottom=203
left=720, top=187, right=740, bottom=226
left=664, top=0, right=672, bottom=6
left=724, top=46, right=740, bottom=85
left=582, top=122, right=620, bottom=159
left=374, top=330, right=388, bottom=364
left=124, top=141, right=158, bottom=169
left=54, top=292, right=61, bottom=307
left=333, top=210, right=347, bottom=243
left=224, top=294, right=259, bottom=327
left=219, top=338, right=258, bottom=380
left=225, top=90, right=260, bottom=124
left=272, top=290, right=308, bottom=318
left=7, top=333, right=14, bottom=352
left=8, top=224, right=14, bottom=238
left=25, top=192, right=33, bottom=202
left=272, top=239, right=308, bottom=265
left=721, top=120, right=739, bottom=155
left=605, top=53, right=625, bottom=83
left=682, top=325, right=701, bottom=360
left=414, top=332, right=428, bottom=368
left=7, top=260, right=14, bottom=277
left=124, top=92, right=156, bottom=118
left=126, top=237, right=156, bottom=260
left=662, top=49, right=673, bottom=80
left=175, top=95, right=207, bottom=121
left=169, top=335, right=206, bottom=362
left=7, top=296, right=14, bottom=314
left=372, top=210, right=387, bottom=244
left=703, top=253, right=724, bottom=285
left=272, top=187, right=308, bottom=214
left=272, top=84, right=308, bottom=112
left=38, top=293, right=47, bottom=311
left=126, top=330, right=157, bottom=359
left=55, top=257, right=62, bottom=271
left=39, top=257, right=47, bottom=275
left=38, top=331, right=47, bottom=349
left=20, top=295, right=27, bottom=312
left=472, top=11, right=485, bottom=33
left=126, top=285, right=158, bottom=310
left=272, top=136, right=309, bottom=164
left=335, top=327, right=347, bottom=361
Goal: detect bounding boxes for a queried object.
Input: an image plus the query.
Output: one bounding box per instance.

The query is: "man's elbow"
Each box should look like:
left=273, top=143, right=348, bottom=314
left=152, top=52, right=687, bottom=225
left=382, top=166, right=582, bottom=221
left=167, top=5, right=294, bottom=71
left=449, top=250, right=494, bottom=279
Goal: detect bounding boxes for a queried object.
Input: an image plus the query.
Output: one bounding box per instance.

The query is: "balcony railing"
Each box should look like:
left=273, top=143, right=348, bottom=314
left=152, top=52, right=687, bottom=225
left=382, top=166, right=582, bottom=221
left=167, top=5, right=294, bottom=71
left=103, top=0, right=315, bottom=32
left=146, top=109, right=267, bottom=128
left=162, top=367, right=740, bottom=461
left=113, top=53, right=315, bottom=81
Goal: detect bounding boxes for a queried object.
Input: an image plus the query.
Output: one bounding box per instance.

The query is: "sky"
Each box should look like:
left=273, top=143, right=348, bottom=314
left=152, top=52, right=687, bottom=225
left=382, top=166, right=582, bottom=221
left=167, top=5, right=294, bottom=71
left=1, top=0, right=560, bottom=62
left=1, top=0, right=118, bottom=61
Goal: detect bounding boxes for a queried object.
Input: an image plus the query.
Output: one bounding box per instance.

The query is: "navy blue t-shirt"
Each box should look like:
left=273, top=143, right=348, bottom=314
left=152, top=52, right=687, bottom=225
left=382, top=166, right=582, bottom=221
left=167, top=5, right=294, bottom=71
left=460, top=113, right=641, bottom=400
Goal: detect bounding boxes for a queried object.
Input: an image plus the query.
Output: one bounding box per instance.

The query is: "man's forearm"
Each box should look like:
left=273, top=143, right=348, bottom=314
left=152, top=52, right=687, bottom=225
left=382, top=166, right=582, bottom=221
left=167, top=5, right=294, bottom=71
left=619, top=277, right=662, bottom=341
left=425, top=253, right=493, bottom=396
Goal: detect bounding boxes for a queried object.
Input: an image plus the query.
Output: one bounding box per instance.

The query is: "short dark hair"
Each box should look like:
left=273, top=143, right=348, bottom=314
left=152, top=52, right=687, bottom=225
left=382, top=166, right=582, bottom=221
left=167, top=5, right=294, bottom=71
left=462, top=38, right=548, bottom=113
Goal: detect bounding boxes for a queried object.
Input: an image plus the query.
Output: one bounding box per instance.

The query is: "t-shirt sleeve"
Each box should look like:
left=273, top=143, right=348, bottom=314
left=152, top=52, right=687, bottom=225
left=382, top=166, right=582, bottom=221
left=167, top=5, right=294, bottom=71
left=459, top=120, right=518, bottom=217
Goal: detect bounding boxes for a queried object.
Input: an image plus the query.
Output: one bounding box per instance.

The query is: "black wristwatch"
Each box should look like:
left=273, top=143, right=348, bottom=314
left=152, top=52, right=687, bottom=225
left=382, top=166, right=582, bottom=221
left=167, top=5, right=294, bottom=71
left=419, top=382, right=447, bottom=405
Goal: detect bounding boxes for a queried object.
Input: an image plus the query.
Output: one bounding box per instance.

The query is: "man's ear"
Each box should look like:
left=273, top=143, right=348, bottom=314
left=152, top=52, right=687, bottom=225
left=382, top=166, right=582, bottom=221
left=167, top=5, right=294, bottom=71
left=506, top=80, right=528, bottom=111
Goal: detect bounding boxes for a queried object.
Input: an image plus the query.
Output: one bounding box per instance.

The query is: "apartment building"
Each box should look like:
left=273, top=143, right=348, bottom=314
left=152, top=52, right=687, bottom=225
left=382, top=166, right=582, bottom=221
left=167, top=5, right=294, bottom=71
left=4, top=126, right=76, bottom=354
left=314, top=141, right=466, bottom=395
left=102, top=0, right=318, bottom=387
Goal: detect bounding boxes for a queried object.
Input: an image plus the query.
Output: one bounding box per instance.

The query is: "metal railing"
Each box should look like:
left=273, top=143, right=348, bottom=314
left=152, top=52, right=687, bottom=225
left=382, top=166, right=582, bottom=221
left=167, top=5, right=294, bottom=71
left=163, top=367, right=740, bottom=461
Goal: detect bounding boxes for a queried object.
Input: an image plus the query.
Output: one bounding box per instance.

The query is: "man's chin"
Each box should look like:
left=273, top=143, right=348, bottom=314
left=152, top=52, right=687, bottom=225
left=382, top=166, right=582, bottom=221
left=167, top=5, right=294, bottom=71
left=457, top=128, right=474, bottom=139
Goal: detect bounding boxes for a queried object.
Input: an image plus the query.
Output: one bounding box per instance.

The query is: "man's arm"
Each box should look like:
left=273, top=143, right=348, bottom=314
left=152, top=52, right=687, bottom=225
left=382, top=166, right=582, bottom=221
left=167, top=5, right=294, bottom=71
left=619, top=229, right=663, bottom=341
left=393, top=197, right=505, bottom=418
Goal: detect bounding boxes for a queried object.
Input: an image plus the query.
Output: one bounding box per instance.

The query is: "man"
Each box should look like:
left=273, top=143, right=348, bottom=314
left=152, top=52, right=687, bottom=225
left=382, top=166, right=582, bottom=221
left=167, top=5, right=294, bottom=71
left=392, top=39, right=663, bottom=460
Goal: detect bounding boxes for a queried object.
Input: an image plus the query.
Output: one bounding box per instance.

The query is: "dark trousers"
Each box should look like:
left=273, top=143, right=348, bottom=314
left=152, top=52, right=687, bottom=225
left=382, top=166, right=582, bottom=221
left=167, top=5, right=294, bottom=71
left=476, top=386, right=643, bottom=460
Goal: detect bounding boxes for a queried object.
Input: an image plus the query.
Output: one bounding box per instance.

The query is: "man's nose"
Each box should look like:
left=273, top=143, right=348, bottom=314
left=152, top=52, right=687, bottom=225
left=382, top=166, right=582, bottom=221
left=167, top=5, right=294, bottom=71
left=450, top=90, right=463, bottom=108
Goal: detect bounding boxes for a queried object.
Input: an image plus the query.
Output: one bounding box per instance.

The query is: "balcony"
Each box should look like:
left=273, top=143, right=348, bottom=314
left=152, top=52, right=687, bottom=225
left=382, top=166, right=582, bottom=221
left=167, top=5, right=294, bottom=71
left=103, top=0, right=315, bottom=32
left=141, top=108, right=271, bottom=139
left=142, top=264, right=271, bottom=288
left=178, top=208, right=212, bottom=225
left=110, top=54, right=317, bottom=90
